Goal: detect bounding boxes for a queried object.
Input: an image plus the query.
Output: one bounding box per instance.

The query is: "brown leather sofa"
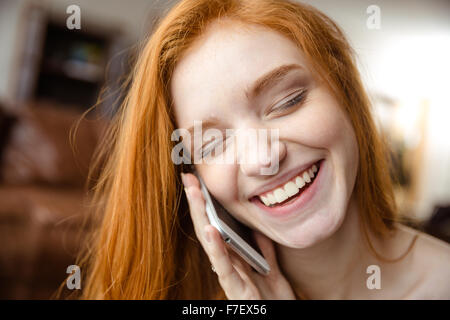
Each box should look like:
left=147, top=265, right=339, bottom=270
left=0, top=101, right=106, bottom=299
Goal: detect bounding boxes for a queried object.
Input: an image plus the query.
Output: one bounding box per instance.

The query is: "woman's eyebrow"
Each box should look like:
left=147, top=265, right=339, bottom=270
left=186, top=118, right=221, bottom=137
left=245, top=63, right=304, bottom=100
left=184, top=64, right=304, bottom=135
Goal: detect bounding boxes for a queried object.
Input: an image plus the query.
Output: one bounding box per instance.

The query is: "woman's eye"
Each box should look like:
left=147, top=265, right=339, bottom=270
left=269, top=89, right=307, bottom=115
left=201, top=136, right=227, bottom=158
left=201, top=142, right=217, bottom=157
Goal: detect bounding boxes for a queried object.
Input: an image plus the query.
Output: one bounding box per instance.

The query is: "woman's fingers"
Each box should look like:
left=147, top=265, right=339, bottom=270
left=181, top=173, right=210, bottom=245
left=228, top=247, right=252, bottom=275
left=227, top=248, right=257, bottom=285
left=253, top=230, right=281, bottom=277
left=204, top=225, right=249, bottom=298
left=181, top=173, right=254, bottom=298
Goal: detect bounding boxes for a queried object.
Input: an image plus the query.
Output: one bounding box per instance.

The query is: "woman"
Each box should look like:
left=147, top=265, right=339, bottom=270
left=80, top=0, right=450, bottom=299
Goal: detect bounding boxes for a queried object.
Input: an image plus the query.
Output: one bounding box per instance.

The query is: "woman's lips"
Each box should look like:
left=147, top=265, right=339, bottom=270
left=250, top=159, right=325, bottom=218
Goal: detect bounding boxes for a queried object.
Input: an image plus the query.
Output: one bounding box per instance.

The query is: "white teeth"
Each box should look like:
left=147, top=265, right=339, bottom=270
left=260, top=195, right=270, bottom=206
left=257, top=163, right=319, bottom=207
left=267, top=193, right=277, bottom=205
left=273, top=188, right=288, bottom=203
left=284, top=182, right=299, bottom=197
left=295, top=176, right=305, bottom=188
left=302, top=171, right=311, bottom=183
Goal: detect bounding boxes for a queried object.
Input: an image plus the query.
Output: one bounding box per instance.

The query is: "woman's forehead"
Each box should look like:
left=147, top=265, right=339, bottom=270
left=171, top=22, right=308, bottom=84
left=170, top=23, right=312, bottom=125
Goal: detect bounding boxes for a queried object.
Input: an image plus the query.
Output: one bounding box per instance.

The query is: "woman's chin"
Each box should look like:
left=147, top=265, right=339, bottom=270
left=275, top=211, right=344, bottom=249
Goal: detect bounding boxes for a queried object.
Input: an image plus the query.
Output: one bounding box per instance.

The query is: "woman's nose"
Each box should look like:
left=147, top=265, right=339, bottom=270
left=238, top=132, right=287, bottom=177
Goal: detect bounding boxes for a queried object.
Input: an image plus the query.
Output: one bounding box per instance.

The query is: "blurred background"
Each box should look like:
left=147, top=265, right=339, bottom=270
left=0, top=0, right=449, bottom=299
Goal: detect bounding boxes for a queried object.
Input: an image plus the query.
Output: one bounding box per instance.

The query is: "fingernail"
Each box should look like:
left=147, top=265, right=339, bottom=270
left=181, top=172, right=188, bottom=187
left=184, top=187, right=190, bottom=201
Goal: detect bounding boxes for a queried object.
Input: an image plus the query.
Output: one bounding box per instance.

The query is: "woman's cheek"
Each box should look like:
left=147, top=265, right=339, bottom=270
left=281, top=91, right=349, bottom=150
left=202, top=165, right=238, bottom=202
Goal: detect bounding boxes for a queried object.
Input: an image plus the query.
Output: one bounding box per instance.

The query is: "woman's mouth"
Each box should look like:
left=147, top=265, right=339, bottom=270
left=250, top=159, right=324, bottom=217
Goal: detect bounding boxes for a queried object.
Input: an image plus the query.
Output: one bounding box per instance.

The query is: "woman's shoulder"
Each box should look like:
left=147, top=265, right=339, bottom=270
left=396, top=223, right=450, bottom=264
left=394, top=223, right=450, bottom=299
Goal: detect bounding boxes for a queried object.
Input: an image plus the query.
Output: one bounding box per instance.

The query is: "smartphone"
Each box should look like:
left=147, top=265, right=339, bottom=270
left=192, top=170, right=271, bottom=275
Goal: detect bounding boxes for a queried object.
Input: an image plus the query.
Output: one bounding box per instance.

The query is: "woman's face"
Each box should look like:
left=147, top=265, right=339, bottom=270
left=171, top=22, right=359, bottom=248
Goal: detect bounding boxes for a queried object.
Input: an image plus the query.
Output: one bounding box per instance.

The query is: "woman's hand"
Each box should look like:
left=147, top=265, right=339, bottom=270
left=181, top=172, right=297, bottom=300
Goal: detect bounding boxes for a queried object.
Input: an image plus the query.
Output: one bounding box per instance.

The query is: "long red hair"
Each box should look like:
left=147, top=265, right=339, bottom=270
left=78, top=0, right=403, bottom=299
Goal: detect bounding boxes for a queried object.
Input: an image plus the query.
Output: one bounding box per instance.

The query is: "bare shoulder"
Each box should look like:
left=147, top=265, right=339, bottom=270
left=396, top=223, right=450, bottom=264
left=395, top=223, right=450, bottom=299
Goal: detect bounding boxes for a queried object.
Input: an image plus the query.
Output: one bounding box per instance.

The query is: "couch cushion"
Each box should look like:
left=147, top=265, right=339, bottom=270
left=0, top=185, right=93, bottom=299
left=0, top=101, right=106, bottom=187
